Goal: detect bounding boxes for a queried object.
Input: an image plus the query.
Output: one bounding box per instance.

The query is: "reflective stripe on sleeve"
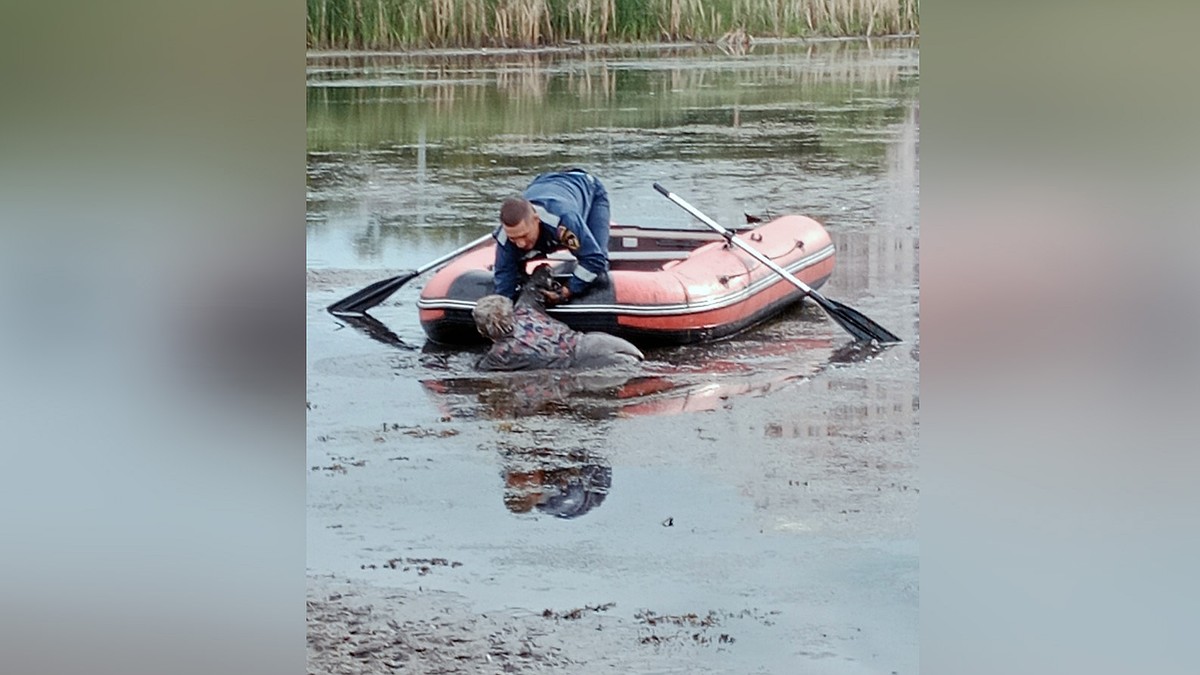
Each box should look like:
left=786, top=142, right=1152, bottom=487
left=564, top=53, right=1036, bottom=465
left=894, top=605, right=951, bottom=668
left=573, top=265, right=598, bottom=282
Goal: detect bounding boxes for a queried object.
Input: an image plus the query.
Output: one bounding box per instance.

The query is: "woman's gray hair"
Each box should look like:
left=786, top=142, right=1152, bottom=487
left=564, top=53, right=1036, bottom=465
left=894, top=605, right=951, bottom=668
left=473, top=295, right=516, bottom=341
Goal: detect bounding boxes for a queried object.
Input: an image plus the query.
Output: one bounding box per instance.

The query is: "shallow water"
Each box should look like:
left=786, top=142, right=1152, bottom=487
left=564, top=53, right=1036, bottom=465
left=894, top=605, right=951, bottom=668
left=307, top=37, right=918, bottom=674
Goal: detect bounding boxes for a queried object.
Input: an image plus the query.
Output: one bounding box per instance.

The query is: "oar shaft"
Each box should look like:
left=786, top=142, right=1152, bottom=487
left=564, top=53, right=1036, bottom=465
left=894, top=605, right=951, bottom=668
left=327, top=231, right=496, bottom=316
left=415, top=232, right=495, bottom=275
left=652, top=183, right=815, bottom=295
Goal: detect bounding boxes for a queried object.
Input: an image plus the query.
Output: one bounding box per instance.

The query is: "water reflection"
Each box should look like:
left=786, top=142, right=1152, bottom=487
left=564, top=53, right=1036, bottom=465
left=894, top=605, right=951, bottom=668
left=422, top=370, right=648, bottom=420
left=764, top=376, right=919, bottom=445
left=499, top=445, right=611, bottom=520
left=335, top=312, right=417, bottom=350
left=419, top=334, right=838, bottom=421
left=306, top=40, right=918, bottom=157
left=828, top=340, right=889, bottom=364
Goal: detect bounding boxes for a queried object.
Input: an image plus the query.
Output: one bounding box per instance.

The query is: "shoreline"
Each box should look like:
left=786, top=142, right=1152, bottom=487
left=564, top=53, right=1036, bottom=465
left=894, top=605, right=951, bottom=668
left=305, top=34, right=920, bottom=60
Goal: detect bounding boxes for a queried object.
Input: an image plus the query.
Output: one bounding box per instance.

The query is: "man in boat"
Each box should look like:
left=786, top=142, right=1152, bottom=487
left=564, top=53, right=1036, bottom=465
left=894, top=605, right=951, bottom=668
left=494, top=168, right=610, bottom=306
left=472, top=265, right=642, bottom=371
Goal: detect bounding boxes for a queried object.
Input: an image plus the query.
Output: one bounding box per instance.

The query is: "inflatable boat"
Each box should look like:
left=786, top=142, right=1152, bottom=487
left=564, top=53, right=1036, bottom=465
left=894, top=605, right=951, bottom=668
left=417, top=214, right=835, bottom=346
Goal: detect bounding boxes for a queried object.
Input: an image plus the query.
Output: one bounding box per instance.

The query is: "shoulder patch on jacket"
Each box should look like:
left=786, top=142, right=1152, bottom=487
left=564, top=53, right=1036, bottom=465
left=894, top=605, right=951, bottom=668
left=556, top=224, right=580, bottom=252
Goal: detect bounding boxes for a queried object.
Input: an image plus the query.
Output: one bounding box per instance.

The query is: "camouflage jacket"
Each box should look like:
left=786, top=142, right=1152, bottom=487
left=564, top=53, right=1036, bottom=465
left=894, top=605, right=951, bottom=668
left=477, top=307, right=580, bottom=371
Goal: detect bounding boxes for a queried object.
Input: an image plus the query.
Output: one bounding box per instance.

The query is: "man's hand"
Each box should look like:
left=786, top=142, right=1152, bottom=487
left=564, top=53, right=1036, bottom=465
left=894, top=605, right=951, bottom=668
left=539, top=285, right=572, bottom=306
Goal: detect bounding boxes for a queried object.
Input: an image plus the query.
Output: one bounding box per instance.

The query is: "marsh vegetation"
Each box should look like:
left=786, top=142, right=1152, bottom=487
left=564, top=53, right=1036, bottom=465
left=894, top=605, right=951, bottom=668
left=307, top=0, right=919, bottom=50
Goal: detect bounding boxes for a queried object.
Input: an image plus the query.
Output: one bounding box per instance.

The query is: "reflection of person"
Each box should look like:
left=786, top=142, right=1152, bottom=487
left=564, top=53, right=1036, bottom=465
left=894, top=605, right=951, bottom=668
left=472, top=293, right=643, bottom=371
left=504, top=463, right=612, bottom=519
left=493, top=169, right=610, bottom=305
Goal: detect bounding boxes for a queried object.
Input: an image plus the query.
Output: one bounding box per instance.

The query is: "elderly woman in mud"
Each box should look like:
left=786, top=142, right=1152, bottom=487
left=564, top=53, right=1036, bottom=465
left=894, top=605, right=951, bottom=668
left=473, top=265, right=643, bottom=371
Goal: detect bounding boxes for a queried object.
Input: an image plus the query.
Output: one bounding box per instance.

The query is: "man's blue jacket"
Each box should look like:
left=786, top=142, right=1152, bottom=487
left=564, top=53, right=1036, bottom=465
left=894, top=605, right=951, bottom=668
left=492, top=171, right=608, bottom=300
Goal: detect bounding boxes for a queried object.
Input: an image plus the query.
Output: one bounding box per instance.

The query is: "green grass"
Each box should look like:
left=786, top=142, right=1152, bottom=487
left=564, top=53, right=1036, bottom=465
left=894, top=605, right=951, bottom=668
left=307, top=0, right=919, bottom=50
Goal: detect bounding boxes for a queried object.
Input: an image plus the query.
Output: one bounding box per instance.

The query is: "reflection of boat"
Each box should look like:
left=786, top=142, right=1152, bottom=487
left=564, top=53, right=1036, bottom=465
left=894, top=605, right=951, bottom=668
left=421, top=371, right=643, bottom=420
left=419, top=336, right=835, bottom=420
left=417, top=215, right=835, bottom=346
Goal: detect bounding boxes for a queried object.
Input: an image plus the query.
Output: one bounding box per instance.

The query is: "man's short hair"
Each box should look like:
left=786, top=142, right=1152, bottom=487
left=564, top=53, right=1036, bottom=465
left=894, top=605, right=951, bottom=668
left=473, top=295, right=516, bottom=340
left=500, top=197, right=533, bottom=227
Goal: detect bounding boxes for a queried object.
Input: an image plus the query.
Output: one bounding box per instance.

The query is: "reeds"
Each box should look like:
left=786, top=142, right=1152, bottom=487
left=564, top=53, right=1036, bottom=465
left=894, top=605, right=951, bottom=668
left=307, top=0, right=918, bottom=50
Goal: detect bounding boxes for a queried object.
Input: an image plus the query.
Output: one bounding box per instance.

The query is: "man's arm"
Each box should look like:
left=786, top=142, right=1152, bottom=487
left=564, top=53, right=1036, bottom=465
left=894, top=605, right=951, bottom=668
left=558, top=212, right=608, bottom=297
left=492, top=234, right=521, bottom=300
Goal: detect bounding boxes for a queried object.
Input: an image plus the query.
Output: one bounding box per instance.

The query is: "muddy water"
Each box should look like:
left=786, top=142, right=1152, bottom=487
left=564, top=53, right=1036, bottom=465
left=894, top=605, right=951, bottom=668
left=307, top=38, right=918, bottom=674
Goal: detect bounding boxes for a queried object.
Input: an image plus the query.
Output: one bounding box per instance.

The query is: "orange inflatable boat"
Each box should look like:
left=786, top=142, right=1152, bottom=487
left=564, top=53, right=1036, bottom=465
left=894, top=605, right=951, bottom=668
left=417, top=214, right=835, bottom=346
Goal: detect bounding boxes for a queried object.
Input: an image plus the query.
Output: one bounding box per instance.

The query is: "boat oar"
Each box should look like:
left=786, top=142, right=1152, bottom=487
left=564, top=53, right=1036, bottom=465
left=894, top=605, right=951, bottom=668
left=652, top=183, right=901, bottom=344
left=327, top=232, right=494, bottom=316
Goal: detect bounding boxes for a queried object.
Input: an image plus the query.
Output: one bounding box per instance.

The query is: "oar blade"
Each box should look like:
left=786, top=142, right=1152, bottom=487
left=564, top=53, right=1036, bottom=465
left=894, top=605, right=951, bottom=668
left=326, top=271, right=418, bottom=316
left=818, top=296, right=903, bottom=344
